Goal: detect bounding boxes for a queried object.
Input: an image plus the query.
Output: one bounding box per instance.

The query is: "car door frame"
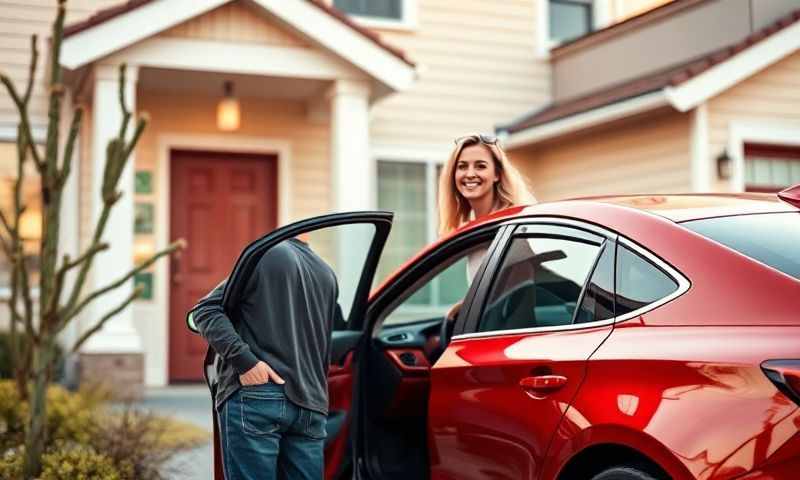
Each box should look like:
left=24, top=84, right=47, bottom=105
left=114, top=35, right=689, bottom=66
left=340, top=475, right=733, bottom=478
left=353, top=220, right=511, bottom=479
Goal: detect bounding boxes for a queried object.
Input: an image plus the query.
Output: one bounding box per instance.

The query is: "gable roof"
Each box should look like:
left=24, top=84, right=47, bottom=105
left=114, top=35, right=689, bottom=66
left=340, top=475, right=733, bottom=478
left=60, top=0, right=416, bottom=93
left=502, top=8, right=800, bottom=146
left=63, top=0, right=414, bottom=66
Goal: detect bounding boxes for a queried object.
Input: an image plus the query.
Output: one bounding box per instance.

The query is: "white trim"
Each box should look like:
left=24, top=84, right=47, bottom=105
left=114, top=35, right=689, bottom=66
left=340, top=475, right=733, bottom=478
left=105, top=37, right=366, bottom=83
left=253, top=0, right=415, bottom=92
left=61, top=0, right=229, bottom=70
left=727, top=121, right=800, bottom=192
left=153, top=134, right=291, bottom=386
left=504, top=91, right=669, bottom=149
left=62, top=0, right=416, bottom=93
left=664, top=19, right=800, bottom=112
left=345, top=0, right=419, bottom=31
left=536, top=0, right=551, bottom=59
left=689, top=103, right=711, bottom=192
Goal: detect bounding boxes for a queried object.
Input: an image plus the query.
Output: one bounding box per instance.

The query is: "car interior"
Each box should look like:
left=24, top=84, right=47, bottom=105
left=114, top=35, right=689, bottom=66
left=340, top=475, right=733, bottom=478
left=352, top=231, right=497, bottom=479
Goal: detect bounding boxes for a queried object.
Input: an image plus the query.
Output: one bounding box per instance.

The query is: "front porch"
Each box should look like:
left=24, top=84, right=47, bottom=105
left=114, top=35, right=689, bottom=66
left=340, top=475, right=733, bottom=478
left=58, top=0, right=415, bottom=387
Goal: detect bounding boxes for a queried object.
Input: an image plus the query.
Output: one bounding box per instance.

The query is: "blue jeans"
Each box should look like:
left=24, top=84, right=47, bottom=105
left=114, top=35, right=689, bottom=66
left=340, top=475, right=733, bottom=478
left=217, top=383, right=327, bottom=480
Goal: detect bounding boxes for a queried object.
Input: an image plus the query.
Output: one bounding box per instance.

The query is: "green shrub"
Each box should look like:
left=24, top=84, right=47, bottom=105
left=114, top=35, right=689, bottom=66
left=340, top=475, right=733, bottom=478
left=0, top=381, right=26, bottom=451
left=0, top=380, right=209, bottom=479
left=0, top=444, right=130, bottom=480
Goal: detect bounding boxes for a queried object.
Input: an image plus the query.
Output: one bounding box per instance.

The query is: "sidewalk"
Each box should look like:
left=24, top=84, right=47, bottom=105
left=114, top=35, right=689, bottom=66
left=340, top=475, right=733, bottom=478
left=140, top=385, right=213, bottom=480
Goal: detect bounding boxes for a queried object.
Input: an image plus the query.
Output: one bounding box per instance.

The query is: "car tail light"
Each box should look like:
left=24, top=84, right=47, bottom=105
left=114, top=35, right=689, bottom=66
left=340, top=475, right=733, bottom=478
left=762, top=360, right=800, bottom=405
left=778, top=184, right=800, bottom=209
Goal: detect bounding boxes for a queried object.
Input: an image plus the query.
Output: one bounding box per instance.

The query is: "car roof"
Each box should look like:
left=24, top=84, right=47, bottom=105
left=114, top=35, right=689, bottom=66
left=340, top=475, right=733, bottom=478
left=568, top=193, right=797, bottom=222
left=370, top=192, right=797, bottom=296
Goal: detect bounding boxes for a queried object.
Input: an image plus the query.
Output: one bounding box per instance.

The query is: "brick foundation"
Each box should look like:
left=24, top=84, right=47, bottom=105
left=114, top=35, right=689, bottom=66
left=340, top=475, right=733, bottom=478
left=79, top=352, right=144, bottom=400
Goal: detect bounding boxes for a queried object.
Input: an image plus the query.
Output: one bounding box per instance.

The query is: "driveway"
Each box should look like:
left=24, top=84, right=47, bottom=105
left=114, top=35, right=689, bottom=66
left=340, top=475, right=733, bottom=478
left=140, top=385, right=213, bottom=480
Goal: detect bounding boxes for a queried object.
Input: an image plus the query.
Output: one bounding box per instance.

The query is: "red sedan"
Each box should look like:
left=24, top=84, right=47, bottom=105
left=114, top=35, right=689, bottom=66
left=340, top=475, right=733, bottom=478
left=193, top=186, right=800, bottom=480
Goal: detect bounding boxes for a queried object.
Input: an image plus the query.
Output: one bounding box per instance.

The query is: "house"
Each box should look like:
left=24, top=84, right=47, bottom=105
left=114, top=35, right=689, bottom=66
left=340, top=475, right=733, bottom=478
left=0, top=0, right=796, bottom=390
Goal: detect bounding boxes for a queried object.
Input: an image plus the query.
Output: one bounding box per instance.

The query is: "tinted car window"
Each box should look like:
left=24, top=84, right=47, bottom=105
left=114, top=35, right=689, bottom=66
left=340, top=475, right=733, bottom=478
left=616, top=244, right=678, bottom=316
left=575, top=242, right=615, bottom=324
left=682, top=212, right=800, bottom=281
left=479, top=236, right=601, bottom=332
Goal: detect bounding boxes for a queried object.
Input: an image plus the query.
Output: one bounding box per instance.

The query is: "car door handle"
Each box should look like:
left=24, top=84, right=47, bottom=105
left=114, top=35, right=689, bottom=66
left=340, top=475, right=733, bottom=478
left=519, top=375, right=567, bottom=396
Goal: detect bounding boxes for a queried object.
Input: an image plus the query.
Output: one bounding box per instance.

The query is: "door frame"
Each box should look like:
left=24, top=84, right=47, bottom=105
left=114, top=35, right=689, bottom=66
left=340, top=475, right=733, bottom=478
left=151, top=133, right=291, bottom=386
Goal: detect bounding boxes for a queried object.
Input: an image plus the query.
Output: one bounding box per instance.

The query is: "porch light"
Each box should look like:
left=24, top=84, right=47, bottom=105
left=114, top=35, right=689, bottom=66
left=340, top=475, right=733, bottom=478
left=217, top=81, right=240, bottom=131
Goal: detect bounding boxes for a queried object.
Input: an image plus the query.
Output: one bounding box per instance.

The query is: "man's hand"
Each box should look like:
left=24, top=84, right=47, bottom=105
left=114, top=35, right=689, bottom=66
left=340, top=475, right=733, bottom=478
left=239, top=361, right=285, bottom=386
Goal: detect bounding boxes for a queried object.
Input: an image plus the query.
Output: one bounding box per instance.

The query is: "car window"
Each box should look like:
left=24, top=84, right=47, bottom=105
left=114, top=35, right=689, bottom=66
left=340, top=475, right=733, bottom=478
left=574, top=242, right=615, bottom=324
left=381, top=241, right=492, bottom=327
left=615, top=243, right=678, bottom=316
left=478, top=236, right=602, bottom=333
left=682, top=212, right=800, bottom=281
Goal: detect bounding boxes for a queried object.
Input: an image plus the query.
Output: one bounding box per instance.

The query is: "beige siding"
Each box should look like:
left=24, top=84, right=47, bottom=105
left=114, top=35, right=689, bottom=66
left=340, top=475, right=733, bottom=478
left=610, top=0, right=674, bottom=21
left=0, top=1, right=121, bottom=128
left=708, top=50, right=800, bottom=191
left=513, top=111, right=692, bottom=201
left=368, top=0, right=550, bottom=155
left=161, top=0, right=309, bottom=48
left=136, top=91, right=331, bottom=222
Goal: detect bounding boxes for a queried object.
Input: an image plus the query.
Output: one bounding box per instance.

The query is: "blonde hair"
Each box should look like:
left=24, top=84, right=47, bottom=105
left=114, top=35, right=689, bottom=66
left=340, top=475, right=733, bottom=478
left=438, top=138, right=536, bottom=236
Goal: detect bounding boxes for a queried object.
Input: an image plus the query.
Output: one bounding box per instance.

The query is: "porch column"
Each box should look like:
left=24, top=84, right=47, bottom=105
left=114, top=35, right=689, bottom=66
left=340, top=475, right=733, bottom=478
left=327, top=79, right=372, bottom=317
left=328, top=79, right=372, bottom=211
left=80, top=64, right=142, bottom=396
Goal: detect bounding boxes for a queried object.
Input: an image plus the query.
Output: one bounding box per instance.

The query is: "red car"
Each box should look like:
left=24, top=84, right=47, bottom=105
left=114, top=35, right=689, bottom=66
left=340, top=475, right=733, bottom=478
left=192, top=186, right=800, bottom=480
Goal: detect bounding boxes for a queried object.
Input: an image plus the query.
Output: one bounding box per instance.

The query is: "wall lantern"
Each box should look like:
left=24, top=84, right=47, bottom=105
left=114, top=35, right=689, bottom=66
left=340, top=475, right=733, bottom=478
left=217, top=80, right=240, bottom=131
left=716, top=149, right=732, bottom=180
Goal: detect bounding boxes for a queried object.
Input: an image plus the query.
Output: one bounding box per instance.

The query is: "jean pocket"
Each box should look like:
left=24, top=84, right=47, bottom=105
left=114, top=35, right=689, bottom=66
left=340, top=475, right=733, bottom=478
left=304, top=410, right=327, bottom=440
left=241, top=394, right=285, bottom=436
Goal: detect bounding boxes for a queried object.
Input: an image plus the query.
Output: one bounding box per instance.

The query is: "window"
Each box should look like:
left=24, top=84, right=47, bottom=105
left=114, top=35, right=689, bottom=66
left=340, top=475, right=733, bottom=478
left=574, top=242, right=615, bottom=324
left=0, top=142, right=41, bottom=290
left=479, top=235, right=602, bottom=333
left=376, top=161, right=429, bottom=286
left=744, top=143, right=800, bottom=193
left=549, top=0, right=593, bottom=43
left=334, top=0, right=402, bottom=20
left=381, top=241, right=491, bottom=327
left=615, top=244, right=678, bottom=316
left=682, top=213, right=800, bottom=282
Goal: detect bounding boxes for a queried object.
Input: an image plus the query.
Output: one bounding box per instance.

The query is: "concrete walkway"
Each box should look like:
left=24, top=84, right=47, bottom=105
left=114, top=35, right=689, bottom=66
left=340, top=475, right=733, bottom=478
left=139, top=385, right=214, bottom=480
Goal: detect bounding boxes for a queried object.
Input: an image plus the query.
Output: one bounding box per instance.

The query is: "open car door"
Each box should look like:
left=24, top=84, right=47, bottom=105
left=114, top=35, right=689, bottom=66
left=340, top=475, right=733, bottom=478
left=186, top=211, right=393, bottom=480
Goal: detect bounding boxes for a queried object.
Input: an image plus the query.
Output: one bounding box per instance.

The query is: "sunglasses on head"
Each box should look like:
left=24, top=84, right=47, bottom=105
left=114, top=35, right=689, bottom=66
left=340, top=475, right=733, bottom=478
left=454, top=134, right=499, bottom=146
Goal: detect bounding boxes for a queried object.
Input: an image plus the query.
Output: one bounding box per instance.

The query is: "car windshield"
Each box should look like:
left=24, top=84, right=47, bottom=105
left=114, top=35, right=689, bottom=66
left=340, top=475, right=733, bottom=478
left=682, top=212, right=800, bottom=281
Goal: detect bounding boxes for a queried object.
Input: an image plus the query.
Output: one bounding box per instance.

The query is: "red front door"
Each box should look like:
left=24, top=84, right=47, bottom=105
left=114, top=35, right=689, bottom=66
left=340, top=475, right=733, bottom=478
left=169, top=150, right=277, bottom=382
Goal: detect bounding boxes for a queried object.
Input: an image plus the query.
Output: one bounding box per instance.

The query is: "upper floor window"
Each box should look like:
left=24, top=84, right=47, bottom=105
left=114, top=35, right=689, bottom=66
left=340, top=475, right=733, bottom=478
left=549, top=0, right=593, bottom=43
left=334, top=0, right=417, bottom=29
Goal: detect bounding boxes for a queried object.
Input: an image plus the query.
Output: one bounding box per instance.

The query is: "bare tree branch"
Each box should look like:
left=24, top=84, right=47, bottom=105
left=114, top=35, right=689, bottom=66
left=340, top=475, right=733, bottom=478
left=58, top=107, right=82, bottom=188
left=23, top=34, right=38, bottom=105
left=45, top=242, right=108, bottom=319
left=70, top=285, right=144, bottom=354
left=0, top=75, right=43, bottom=169
left=60, top=240, right=185, bottom=331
